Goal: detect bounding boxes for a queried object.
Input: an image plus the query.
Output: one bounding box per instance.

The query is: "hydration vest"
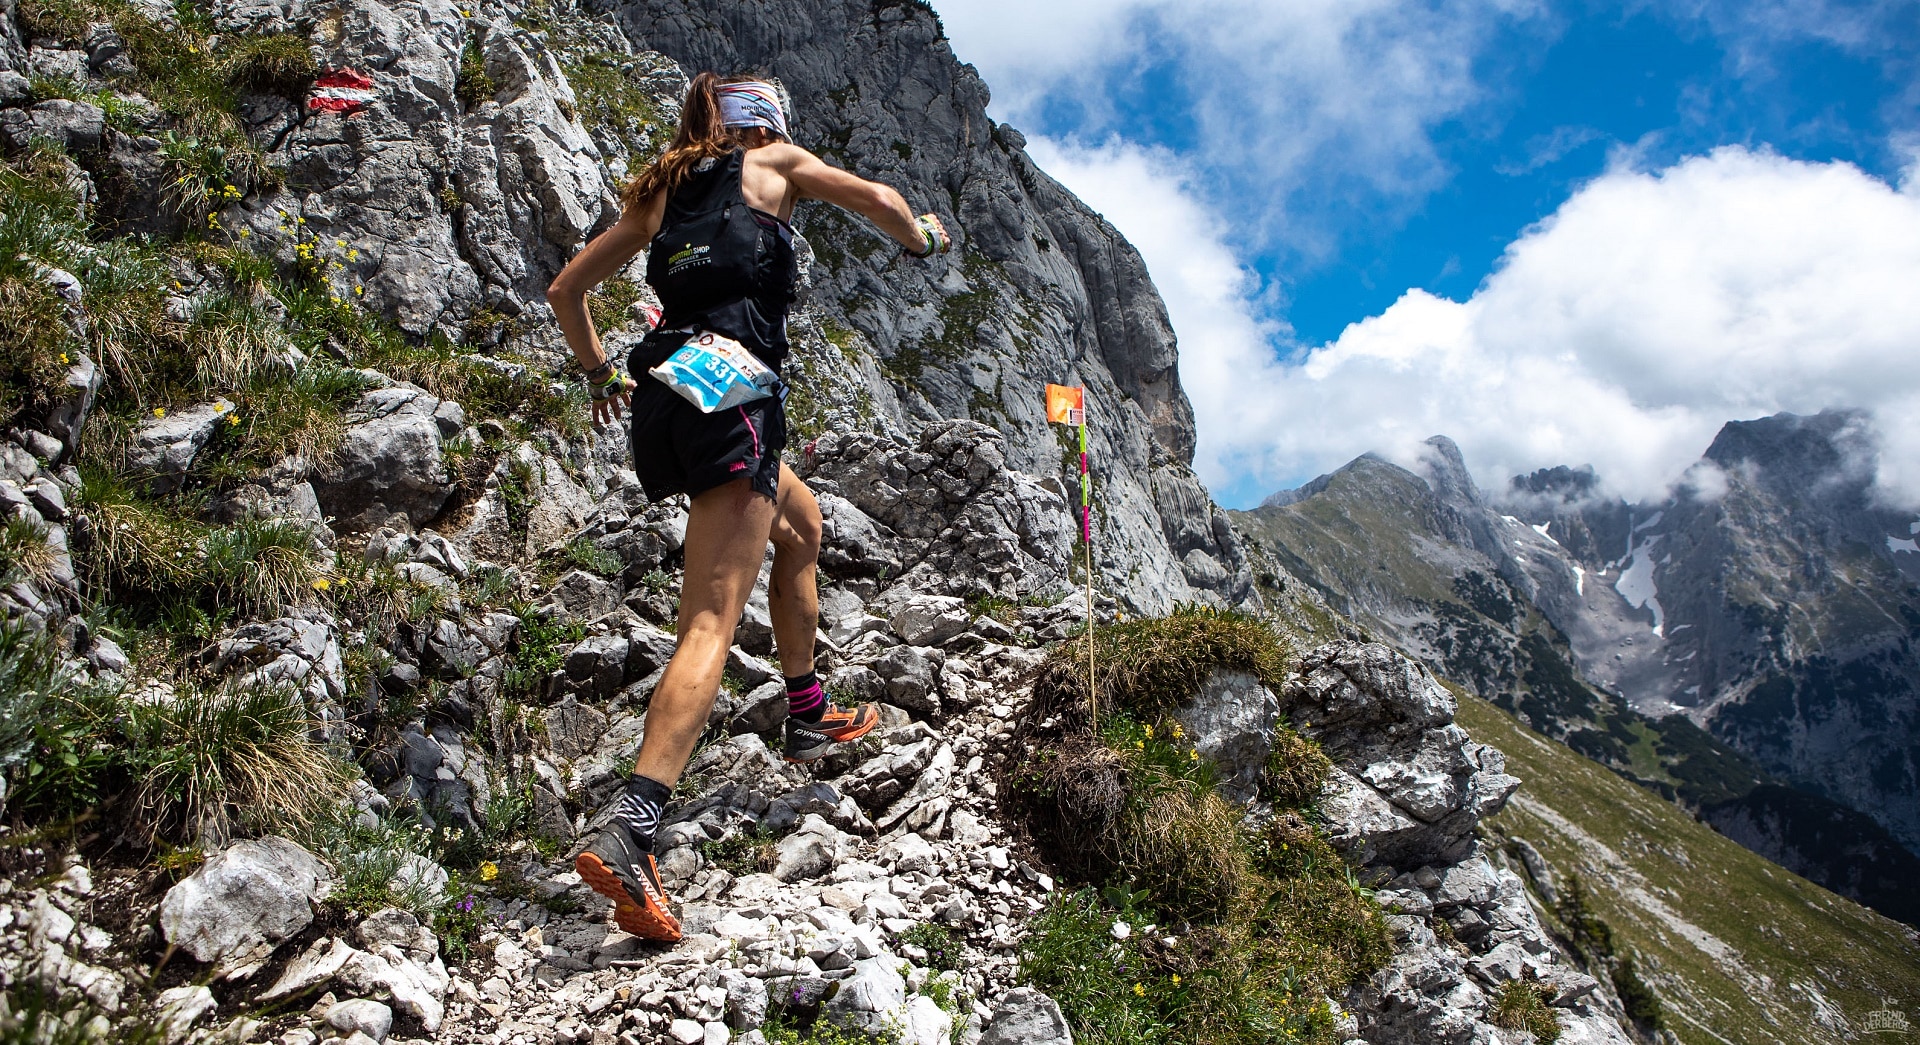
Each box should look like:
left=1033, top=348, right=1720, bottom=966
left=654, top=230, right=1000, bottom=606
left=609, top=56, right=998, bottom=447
left=645, top=148, right=798, bottom=369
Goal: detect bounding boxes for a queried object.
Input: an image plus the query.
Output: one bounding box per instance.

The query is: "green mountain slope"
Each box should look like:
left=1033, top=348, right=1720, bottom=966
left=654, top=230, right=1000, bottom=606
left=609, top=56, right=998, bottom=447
left=1458, top=693, right=1920, bottom=1044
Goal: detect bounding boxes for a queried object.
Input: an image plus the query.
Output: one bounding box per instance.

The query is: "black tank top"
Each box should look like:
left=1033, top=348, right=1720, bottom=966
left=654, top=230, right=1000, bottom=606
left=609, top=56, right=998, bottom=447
left=644, top=148, right=798, bottom=370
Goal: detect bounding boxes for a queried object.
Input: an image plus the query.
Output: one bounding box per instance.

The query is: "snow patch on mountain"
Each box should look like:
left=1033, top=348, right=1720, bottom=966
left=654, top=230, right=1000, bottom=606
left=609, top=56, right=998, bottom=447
left=1614, top=533, right=1665, bottom=637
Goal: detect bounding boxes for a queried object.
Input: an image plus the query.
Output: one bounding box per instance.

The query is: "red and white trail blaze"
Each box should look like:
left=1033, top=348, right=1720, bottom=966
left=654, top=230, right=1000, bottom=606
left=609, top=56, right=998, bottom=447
left=307, top=68, right=376, bottom=113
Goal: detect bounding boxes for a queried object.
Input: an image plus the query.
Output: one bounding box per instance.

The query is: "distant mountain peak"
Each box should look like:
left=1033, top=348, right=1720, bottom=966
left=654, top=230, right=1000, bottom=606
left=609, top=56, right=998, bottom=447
left=1702, top=408, right=1876, bottom=495
left=1415, top=434, right=1484, bottom=508
left=1509, top=463, right=1603, bottom=504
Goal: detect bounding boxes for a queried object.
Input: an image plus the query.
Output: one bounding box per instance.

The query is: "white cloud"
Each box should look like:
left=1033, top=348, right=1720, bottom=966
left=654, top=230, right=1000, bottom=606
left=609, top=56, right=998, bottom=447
left=933, top=0, right=1541, bottom=251
left=1181, top=146, right=1920, bottom=508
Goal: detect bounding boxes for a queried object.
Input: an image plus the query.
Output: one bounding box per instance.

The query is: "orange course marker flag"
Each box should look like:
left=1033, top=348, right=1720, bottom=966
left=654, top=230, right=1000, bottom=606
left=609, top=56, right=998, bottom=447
left=1046, top=383, right=1085, bottom=426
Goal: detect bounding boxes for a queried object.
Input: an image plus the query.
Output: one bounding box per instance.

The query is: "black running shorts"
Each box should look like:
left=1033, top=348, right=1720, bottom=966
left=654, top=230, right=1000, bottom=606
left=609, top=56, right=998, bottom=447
left=624, top=359, right=785, bottom=503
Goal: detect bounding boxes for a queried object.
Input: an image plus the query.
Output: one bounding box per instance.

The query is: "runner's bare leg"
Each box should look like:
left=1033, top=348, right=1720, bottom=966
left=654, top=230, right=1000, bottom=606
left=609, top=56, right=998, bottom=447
left=766, top=464, right=822, bottom=680
left=630, top=477, right=776, bottom=784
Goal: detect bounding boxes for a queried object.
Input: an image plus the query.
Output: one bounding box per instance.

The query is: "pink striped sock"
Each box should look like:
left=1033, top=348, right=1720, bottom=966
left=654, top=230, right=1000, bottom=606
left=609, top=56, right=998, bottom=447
left=787, top=679, right=826, bottom=724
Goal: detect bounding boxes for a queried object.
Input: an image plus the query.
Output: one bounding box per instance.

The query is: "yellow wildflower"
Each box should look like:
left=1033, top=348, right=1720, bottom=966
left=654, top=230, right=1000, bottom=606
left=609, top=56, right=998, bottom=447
left=59, top=353, right=69, bottom=364
left=227, top=413, right=240, bottom=426
left=1188, top=749, right=1198, bottom=761
left=335, top=238, right=347, bottom=247
left=1144, top=724, right=1153, bottom=738
left=312, top=577, right=332, bottom=592
left=1170, top=723, right=1184, bottom=738
left=346, top=249, right=360, bottom=261
left=1172, top=974, right=1181, bottom=985
left=478, top=860, right=499, bottom=882
left=153, top=407, right=166, bottom=418
left=1132, top=983, right=1144, bottom=997
left=354, top=285, right=364, bottom=296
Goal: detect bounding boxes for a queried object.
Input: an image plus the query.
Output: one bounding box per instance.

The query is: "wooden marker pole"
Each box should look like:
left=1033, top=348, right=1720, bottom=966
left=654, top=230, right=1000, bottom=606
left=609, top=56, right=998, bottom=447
left=1079, top=415, right=1095, bottom=723
left=1048, top=382, right=1096, bottom=725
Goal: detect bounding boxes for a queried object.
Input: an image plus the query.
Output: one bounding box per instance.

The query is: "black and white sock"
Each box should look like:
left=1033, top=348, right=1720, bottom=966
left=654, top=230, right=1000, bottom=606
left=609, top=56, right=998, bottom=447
left=613, top=774, right=671, bottom=848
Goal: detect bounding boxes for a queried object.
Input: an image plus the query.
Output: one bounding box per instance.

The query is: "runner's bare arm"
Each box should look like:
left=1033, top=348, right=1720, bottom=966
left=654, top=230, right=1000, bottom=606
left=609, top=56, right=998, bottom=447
left=778, top=145, right=939, bottom=254
left=549, top=192, right=668, bottom=375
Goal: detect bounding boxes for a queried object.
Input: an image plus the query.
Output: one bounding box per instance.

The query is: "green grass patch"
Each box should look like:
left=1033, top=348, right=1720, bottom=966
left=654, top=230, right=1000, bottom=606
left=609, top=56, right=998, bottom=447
left=761, top=1009, right=899, bottom=1045
left=71, top=466, right=327, bottom=616
left=1008, top=608, right=1389, bottom=1045
left=503, top=606, right=584, bottom=701
left=1488, top=981, right=1561, bottom=1043
left=4, top=651, right=353, bottom=847
left=554, top=536, right=623, bottom=577
left=700, top=826, right=778, bottom=877
left=1027, top=605, right=1292, bottom=731
left=966, top=594, right=1018, bottom=625
left=560, top=51, right=665, bottom=153
left=455, top=35, right=496, bottom=107
left=895, top=921, right=963, bottom=972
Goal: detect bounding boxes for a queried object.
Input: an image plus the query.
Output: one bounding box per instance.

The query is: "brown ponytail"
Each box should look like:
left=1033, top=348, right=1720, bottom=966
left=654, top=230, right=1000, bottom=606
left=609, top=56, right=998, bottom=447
left=623, top=72, right=770, bottom=211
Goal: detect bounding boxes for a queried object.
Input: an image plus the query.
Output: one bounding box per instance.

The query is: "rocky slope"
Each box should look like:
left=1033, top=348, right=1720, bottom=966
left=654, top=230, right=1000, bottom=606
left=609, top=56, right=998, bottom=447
left=1233, top=433, right=1920, bottom=925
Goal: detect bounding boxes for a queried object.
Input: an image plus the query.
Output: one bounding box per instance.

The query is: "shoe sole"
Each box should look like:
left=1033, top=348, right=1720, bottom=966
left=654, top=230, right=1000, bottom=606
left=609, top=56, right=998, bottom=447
left=575, top=851, right=682, bottom=942
left=783, top=713, right=879, bottom=763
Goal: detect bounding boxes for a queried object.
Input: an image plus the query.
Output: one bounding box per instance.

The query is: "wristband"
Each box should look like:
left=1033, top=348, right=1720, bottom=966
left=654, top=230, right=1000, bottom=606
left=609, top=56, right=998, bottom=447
left=908, top=214, right=950, bottom=258
left=584, top=359, right=615, bottom=383
left=588, top=366, right=626, bottom=401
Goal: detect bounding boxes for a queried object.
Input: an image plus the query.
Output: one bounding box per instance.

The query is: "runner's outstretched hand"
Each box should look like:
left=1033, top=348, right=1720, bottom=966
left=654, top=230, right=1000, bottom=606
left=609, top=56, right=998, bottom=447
left=907, top=213, right=951, bottom=258
left=591, top=369, right=637, bottom=425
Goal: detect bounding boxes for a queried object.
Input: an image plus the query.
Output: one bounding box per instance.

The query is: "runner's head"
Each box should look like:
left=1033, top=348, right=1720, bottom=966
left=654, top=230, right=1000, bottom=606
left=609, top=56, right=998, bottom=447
left=624, top=72, right=793, bottom=210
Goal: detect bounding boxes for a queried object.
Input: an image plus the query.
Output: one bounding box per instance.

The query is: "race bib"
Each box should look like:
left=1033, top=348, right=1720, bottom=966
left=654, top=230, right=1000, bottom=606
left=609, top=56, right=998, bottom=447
left=647, top=331, right=780, bottom=413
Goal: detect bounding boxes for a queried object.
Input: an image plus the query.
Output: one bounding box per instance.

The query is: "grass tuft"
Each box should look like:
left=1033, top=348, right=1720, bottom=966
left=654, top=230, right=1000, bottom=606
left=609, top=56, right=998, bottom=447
left=1489, top=980, right=1561, bottom=1043
left=216, top=34, right=318, bottom=96
left=0, top=515, right=63, bottom=590
left=70, top=466, right=326, bottom=616
left=1261, top=726, right=1332, bottom=809
left=126, top=681, right=355, bottom=844
left=1025, top=605, right=1292, bottom=733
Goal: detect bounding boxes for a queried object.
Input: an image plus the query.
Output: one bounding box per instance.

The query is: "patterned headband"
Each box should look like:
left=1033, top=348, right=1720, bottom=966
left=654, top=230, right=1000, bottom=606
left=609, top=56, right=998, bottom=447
left=715, top=80, right=791, bottom=139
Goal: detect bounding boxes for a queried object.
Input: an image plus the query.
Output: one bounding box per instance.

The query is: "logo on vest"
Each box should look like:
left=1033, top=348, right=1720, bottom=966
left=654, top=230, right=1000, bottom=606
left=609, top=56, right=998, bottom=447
left=667, top=243, right=711, bottom=275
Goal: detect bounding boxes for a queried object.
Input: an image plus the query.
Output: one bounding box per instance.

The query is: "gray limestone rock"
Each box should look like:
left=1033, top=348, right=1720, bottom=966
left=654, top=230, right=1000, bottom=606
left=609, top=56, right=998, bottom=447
left=1289, top=642, right=1520, bottom=868
left=979, top=987, right=1073, bottom=1045
left=159, top=837, right=331, bottom=975
left=127, top=399, right=235, bottom=493
left=312, top=386, right=453, bottom=528
left=1174, top=668, right=1280, bottom=805
left=822, top=956, right=908, bottom=1039
left=326, top=998, right=394, bottom=1042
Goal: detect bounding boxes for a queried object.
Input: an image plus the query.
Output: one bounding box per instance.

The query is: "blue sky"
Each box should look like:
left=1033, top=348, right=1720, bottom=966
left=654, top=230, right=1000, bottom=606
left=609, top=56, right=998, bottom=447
left=931, top=0, right=1920, bottom=509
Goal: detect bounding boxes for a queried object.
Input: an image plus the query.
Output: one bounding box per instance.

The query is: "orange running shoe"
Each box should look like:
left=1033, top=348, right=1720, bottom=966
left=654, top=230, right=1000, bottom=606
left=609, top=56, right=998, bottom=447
left=782, top=700, right=880, bottom=762
left=575, top=822, right=681, bottom=942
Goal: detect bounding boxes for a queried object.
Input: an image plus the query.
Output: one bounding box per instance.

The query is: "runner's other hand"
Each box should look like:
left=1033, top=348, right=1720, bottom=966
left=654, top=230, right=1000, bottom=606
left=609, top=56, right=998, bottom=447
left=590, top=366, right=636, bottom=424
left=907, top=213, right=950, bottom=258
